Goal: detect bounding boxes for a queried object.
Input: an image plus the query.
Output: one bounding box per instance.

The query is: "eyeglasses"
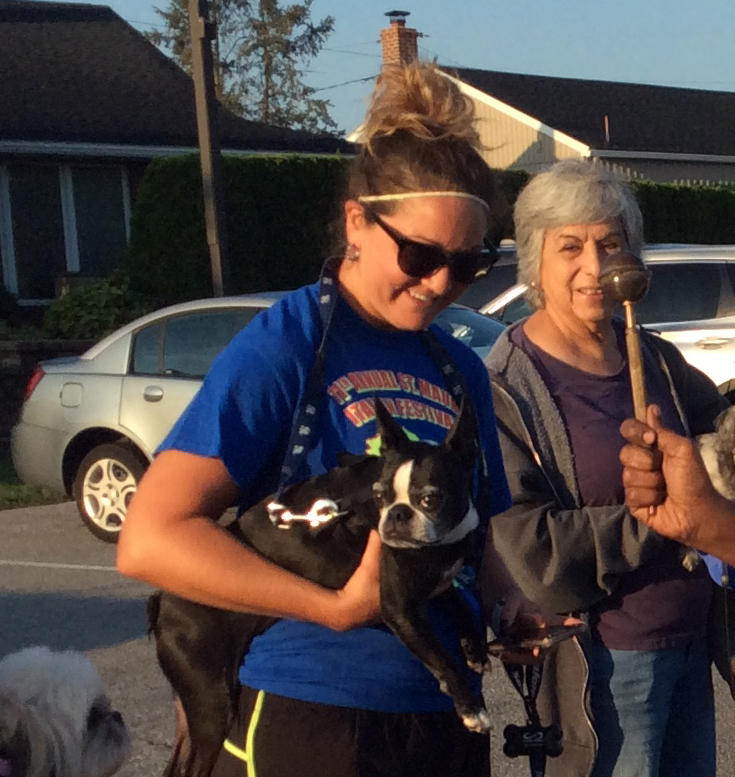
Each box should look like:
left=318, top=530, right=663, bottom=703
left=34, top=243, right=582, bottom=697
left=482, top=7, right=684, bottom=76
left=369, top=213, right=498, bottom=285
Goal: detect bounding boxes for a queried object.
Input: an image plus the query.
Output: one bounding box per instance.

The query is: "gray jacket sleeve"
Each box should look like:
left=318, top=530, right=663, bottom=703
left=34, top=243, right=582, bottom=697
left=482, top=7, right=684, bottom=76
left=487, top=384, right=669, bottom=614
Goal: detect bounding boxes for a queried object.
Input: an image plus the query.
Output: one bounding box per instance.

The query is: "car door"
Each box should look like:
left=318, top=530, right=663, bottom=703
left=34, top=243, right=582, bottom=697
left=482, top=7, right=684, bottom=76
left=638, top=261, right=735, bottom=390
left=119, top=306, right=266, bottom=455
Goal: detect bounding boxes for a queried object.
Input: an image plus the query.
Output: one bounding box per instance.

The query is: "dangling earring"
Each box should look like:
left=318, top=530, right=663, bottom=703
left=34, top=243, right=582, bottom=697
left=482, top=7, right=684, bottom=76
left=345, top=243, right=361, bottom=262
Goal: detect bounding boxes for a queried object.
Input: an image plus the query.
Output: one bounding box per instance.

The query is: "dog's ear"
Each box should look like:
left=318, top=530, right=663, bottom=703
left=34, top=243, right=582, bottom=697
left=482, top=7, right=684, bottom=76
left=0, top=691, right=47, bottom=777
left=374, top=398, right=411, bottom=456
left=442, top=398, right=479, bottom=466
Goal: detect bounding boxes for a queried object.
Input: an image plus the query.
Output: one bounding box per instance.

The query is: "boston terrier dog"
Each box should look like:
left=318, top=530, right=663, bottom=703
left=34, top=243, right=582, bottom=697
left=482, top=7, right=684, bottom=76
left=148, top=398, right=489, bottom=777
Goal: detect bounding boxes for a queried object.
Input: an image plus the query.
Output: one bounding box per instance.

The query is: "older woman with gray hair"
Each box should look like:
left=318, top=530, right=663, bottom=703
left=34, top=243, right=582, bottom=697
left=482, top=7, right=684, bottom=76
left=482, top=159, right=729, bottom=777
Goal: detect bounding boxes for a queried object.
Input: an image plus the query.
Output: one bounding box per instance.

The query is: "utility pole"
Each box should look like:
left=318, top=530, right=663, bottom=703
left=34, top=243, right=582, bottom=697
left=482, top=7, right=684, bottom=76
left=189, top=0, right=228, bottom=296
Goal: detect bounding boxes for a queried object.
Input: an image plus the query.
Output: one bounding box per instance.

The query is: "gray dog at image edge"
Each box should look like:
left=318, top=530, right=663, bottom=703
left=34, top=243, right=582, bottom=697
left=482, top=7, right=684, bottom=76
left=148, top=398, right=490, bottom=777
left=0, top=646, right=131, bottom=777
left=697, top=405, right=735, bottom=502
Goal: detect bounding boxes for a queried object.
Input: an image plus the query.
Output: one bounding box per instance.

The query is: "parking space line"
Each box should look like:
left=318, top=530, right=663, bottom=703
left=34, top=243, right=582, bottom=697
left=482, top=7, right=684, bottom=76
left=0, top=560, right=117, bottom=572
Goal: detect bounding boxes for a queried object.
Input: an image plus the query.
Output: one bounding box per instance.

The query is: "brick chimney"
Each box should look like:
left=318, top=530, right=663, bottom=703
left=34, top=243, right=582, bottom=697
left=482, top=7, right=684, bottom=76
left=380, top=10, right=419, bottom=67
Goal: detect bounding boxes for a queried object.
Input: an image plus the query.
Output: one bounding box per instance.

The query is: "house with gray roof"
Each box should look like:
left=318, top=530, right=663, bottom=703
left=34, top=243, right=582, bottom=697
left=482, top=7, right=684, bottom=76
left=0, top=1, right=351, bottom=303
left=375, top=12, right=735, bottom=187
left=446, top=66, right=735, bottom=184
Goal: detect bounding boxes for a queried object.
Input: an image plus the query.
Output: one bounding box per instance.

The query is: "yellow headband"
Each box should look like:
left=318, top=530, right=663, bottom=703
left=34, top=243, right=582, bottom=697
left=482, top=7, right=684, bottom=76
left=358, top=191, right=489, bottom=211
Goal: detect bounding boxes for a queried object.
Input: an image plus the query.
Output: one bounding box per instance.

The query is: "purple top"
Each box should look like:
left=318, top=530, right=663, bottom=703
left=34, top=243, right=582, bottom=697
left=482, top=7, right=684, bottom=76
left=512, top=322, right=711, bottom=650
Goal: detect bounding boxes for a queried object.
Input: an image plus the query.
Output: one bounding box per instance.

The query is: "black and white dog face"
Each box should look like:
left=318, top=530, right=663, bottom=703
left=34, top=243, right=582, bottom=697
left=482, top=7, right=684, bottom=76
left=0, top=647, right=131, bottom=777
left=698, top=405, right=735, bottom=501
left=371, top=399, right=479, bottom=548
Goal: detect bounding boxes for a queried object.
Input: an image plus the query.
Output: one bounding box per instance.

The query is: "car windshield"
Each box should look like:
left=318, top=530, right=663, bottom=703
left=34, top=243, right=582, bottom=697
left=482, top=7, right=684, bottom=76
left=457, top=262, right=519, bottom=310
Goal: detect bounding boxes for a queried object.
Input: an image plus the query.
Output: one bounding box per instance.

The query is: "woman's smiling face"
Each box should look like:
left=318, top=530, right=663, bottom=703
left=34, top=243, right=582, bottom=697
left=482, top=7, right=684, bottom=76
left=538, top=220, right=627, bottom=329
left=340, top=196, right=488, bottom=331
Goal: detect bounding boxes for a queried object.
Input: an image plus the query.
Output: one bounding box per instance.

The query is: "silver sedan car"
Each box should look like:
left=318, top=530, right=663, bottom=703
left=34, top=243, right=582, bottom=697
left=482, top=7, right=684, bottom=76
left=11, top=294, right=505, bottom=542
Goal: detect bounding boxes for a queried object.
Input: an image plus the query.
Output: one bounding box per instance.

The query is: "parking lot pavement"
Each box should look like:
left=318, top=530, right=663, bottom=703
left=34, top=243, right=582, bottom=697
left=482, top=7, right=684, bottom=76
left=1, top=502, right=734, bottom=777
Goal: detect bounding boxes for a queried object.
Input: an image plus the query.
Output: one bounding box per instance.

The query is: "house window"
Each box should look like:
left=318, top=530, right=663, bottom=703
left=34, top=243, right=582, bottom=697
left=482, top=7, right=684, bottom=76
left=72, top=166, right=128, bottom=276
left=8, top=165, right=66, bottom=300
left=0, top=162, right=131, bottom=301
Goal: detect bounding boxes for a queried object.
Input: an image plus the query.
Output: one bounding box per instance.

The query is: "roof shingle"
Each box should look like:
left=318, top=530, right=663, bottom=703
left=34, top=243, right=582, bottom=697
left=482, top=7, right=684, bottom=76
left=1, top=1, right=353, bottom=154
left=450, top=66, right=735, bottom=157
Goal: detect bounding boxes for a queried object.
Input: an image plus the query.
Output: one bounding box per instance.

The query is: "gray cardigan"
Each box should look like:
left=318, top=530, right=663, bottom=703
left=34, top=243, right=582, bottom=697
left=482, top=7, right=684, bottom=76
left=483, top=322, right=729, bottom=776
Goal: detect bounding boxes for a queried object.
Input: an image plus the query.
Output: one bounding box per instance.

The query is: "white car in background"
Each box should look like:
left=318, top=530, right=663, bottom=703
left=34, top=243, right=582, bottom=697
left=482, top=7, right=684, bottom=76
left=460, top=244, right=735, bottom=402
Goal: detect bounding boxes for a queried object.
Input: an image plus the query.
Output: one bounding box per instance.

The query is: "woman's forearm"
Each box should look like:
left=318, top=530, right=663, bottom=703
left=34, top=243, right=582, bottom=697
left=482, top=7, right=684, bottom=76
left=117, top=450, right=381, bottom=631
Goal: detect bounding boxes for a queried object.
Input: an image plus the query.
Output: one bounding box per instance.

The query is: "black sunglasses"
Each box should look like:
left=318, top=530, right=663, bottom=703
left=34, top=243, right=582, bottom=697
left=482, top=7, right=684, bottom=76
left=370, top=212, right=498, bottom=285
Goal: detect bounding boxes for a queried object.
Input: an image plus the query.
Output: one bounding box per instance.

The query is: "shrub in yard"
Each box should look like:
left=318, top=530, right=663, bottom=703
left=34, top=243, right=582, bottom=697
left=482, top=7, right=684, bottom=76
left=43, top=271, right=154, bottom=340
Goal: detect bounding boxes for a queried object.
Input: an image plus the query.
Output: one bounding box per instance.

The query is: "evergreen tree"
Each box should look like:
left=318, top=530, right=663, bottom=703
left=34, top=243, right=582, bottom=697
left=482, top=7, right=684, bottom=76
left=148, top=0, right=338, bottom=133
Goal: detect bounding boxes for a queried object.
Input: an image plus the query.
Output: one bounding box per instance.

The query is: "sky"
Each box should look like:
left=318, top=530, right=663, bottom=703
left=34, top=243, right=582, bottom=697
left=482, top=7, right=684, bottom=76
left=74, top=0, right=735, bottom=134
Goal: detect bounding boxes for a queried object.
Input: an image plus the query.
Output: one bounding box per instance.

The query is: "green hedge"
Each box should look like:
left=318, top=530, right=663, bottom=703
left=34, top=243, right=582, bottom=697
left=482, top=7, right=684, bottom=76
left=125, top=154, right=348, bottom=304
left=125, top=154, right=528, bottom=303
left=125, top=155, right=735, bottom=305
left=630, top=180, right=735, bottom=244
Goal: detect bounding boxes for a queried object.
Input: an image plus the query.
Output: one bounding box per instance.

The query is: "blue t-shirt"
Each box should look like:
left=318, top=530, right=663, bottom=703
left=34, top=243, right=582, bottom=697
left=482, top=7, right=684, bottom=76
left=159, top=282, right=511, bottom=712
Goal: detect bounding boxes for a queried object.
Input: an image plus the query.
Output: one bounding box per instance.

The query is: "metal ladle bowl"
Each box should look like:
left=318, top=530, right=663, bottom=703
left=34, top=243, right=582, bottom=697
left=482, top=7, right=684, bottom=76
left=598, top=252, right=651, bottom=304
left=599, top=252, right=652, bottom=422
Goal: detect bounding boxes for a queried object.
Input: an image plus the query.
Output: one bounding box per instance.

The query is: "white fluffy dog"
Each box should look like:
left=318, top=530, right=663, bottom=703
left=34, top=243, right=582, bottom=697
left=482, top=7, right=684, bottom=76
left=698, top=405, right=735, bottom=501
left=0, top=647, right=131, bottom=777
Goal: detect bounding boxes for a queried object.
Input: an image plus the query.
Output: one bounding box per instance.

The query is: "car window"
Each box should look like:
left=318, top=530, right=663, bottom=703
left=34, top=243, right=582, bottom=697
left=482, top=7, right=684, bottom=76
left=636, top=263, right=721, bottom=324
left=162, top=309, right=263, bottom=377
left=131, top=307, right=264, bottom=377
left=434, top=307, right=504, bottom=360
left=457, top=262, right=518, bottom=310
left=132, top=323, right=162, bottom=374
left=498, top=295, right=534, bottom=324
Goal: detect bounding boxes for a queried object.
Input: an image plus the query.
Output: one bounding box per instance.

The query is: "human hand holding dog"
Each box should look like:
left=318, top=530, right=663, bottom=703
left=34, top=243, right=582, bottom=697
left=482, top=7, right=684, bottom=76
left=330, top=530, right=382, bottom=631
left=619, top=405, right=735, bottom=562
left=497, top=591, right=584, bottom=664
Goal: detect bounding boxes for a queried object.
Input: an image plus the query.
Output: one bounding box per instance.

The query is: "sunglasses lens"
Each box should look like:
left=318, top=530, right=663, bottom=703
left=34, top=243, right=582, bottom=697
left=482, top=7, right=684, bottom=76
left=397, top=243, right=445, bottom=279
left=398, top=244, right=493, bottom=284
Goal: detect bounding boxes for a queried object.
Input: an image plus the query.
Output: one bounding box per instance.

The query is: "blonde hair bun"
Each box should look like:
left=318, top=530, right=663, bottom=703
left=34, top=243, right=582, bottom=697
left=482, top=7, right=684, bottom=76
left=361, top=62, right=480, bottom=152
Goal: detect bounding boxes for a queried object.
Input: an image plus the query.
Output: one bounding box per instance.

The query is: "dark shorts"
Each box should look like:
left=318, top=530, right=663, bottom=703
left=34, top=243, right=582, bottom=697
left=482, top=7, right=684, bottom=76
left=210, top=685, right=489, bottom=777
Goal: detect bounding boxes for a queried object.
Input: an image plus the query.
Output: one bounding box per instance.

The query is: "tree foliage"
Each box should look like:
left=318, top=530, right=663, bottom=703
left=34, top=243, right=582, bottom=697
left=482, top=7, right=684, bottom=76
left=148, top=0, right=338, bottom=133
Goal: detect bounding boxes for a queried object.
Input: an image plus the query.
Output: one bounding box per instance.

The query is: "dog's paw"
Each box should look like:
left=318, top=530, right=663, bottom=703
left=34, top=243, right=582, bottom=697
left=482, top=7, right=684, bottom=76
left=460, top=637, right=487, bottom=675
left=681, top=547, right=701, bottom=572
left=466, top=658, right=485, bottom=674
left=461, top=708, right=492, bottom=734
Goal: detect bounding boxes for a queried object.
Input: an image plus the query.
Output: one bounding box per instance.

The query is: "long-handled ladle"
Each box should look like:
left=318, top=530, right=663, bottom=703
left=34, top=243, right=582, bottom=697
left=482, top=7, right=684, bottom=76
left=598, top=252, right=652, bottom=422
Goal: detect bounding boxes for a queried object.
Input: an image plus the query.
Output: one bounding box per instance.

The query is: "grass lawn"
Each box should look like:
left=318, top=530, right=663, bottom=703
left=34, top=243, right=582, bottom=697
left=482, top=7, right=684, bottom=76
left=0, top=453, right=69, bottom=511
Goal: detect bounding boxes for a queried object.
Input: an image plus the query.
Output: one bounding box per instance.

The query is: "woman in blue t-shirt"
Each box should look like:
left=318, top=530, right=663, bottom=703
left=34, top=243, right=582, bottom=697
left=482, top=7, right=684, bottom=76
left=117, top=61, right=552, bottom=777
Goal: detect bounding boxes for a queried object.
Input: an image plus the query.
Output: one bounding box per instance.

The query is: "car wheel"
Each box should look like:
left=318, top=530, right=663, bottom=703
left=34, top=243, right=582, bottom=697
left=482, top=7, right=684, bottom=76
left=73, top=443, right=148, bottom=543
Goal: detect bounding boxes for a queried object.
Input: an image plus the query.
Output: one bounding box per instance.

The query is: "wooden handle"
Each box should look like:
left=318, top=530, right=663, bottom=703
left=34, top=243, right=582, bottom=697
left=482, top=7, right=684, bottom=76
left=624, top=301, right=647, bottom=422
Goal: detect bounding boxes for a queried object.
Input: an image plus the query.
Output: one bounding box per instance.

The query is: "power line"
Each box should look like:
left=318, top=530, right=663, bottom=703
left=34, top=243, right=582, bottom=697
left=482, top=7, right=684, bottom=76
left=125, top=17, right=168, bottom=29
left=322, top=47, right=382, bottom=59
left=312, top=74, right=377, bottom=93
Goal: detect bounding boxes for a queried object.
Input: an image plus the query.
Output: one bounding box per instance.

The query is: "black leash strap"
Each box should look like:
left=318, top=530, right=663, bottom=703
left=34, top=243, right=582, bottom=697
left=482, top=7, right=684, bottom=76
left=268, top=259, right=486, bottom=529
left=503, top=662, right=549, bottom=777
left=273, top=258, right=340, bottom=500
